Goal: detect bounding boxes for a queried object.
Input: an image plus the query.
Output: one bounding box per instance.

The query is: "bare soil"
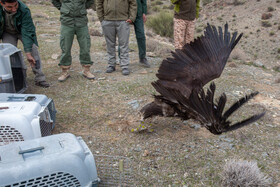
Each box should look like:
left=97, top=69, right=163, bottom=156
left=20, top=0, right=280, bottom=186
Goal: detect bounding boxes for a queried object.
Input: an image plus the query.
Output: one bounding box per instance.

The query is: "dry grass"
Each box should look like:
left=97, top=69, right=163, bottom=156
left=19, top=1, right=280, bottom=186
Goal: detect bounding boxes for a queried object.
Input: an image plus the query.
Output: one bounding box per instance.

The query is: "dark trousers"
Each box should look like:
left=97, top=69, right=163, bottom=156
left=134, top=15, right=146, bottom=59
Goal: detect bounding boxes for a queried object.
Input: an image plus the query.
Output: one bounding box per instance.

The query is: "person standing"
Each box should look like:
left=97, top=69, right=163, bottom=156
left=51, top=0, right=95, bottom=82
left=0, top=0, right=50, bottom=88
left=171, top=0, right=200, bottom=49
left=96, top=0, right=137, bottom=76
left=134, top=0, right=150, bottom=68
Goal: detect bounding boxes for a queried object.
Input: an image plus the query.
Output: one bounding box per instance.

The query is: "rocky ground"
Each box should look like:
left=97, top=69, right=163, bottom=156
left=18, top=0, right=280, bottom=186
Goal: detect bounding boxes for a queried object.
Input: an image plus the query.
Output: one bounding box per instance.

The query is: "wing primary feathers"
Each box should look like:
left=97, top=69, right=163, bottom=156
left=215, top=93, right=227, bottom=119
left=229, top=32, right=238, bottom=49
left=225, top=112, right=266, bottom=132
left=224, top=23, right=230, bottom=46
left=231, top=33, right=243, bottom=50
left=223, top=92, right=259, bottom=119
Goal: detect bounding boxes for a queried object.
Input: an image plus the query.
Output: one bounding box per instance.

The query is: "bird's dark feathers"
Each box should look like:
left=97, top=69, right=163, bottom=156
left=140, top=23, right=265, bottom=135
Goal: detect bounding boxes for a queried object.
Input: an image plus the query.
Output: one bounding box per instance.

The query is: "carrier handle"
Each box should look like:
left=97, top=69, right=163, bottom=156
left=19, top=146, right=45, bottom=154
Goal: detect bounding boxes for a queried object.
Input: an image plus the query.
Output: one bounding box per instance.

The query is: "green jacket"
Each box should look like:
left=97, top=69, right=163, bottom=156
left=0, top=0, right=38, bottom=52
left=51, top=0, right=94, bottom=27
left=136, top=0, right=147, bottom=17
left=96, top=0, right=137, bottom=22
left=171, top=0, right=200, bottom=20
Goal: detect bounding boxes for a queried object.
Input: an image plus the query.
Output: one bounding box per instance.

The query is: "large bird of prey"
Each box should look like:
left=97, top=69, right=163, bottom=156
left=140, top=23, right=265, bottom=135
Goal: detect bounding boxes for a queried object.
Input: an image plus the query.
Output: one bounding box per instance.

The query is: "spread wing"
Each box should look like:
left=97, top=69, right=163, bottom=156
left=154, top=23, right=243, bottom=97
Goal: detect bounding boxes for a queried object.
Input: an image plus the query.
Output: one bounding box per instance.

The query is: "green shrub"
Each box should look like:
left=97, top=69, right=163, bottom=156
left=146, top=11, right=174, bottom=38
left=151, top=6, right=161, bottom=12
left=267, top=6, right=274, bottom=12
left=269, top=31, right=275, bottom=36
left=233, top=0, right=245, bottom=5
left=196, top=27, right=203, bottom=33
left=155, top=0, right=163, bottom=5
left=261, top=20, right=272, bottom=27
left=163, top=4, right=174, bottom=10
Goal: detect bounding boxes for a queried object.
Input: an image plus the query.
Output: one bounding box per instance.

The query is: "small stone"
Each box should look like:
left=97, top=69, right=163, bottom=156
left=190, top=124, right=201, bottom=129
left=51, top=54, right=60, bottom=60
left=134, top=147, right=142, bottom=152
left=254, top=60, right=264, bottom=67
left=98, top=77, right=106, bottom=80
left=139, top=70, right=148, bottom=74
left=262, top=152, right=269, bottom=157
left=223, top=138, right=234, bottom=143
left=127, top=100, right=140, bottom=110
left=183, top=120, right=188, bottom=125
left=143, top=150, right=149, bottom=157
left=266, top=124, right=274, bottom=127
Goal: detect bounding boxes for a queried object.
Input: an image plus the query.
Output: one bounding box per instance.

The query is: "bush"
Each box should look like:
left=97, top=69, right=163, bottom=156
left=151, top=6, right=161, bottom=12
left=261, top=13, right=272, bottom=20
left=269, top=31, right=275, bottom=36
left=221, top=160, right=272, bottom=187
left=155, top=0, right=163, bottom=5
left=261, top=20, right=272, bottom=27
left=267, top=6, right=274, bottom=12
left=233, top=0, right=245, bottom=6
left=146, top=11, right=174, bottom=38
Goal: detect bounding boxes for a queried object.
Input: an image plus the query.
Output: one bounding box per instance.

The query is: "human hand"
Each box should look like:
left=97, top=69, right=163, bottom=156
left=143, top=14, right=147, bottom=23
left=26, top=52, right=36, bottom=68
left=126, top=19, right=133, bottom=24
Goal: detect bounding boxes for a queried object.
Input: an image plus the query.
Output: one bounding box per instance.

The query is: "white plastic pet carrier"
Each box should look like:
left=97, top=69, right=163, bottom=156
left=0, top=133, right=99, bottom=187
left=0, top=43, right=27, bottom=93
left=0, top=94, right=56, bottom=146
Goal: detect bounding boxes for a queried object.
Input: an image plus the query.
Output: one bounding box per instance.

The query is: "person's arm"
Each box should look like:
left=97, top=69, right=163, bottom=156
left=85, top=0, right=94, bottom=9
left=128, top=0, right=137, bottom=22
left=26, top=52, right=35, bottom=67
left=51, top=0, right=62, bottom=10
left=142, top=0, right=147, bottom=23
left=20, top=9, right=37, bottom=67
left=142, top=0, right=147, bottom=15
left=96, top=0, right=104, bottom=22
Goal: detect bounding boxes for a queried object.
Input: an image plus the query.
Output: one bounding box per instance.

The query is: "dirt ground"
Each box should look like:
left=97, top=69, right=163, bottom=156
left=17, top=0, right=280, bottom=186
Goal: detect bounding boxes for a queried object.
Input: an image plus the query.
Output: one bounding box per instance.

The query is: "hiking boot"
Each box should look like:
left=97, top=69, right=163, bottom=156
left=82, top=65, right=95, bottom=80
left=106, top=66, right=115, bottom=73
left=35, top=81, right=50, bottom=88
left=140, top=58, right=150, bottom=68
left=122, top=68, right=130, bottom=76
left=58, top=66, right=70, bottom=82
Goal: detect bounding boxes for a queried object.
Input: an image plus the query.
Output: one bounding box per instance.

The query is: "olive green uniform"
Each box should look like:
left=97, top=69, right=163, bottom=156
left=134, top=0, right=147, bottom=60
left=51, top=0, right=94, bottom=66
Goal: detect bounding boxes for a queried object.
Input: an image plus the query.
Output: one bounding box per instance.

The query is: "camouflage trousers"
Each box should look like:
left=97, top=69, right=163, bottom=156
left=173, top=18, right=196, bottom=49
